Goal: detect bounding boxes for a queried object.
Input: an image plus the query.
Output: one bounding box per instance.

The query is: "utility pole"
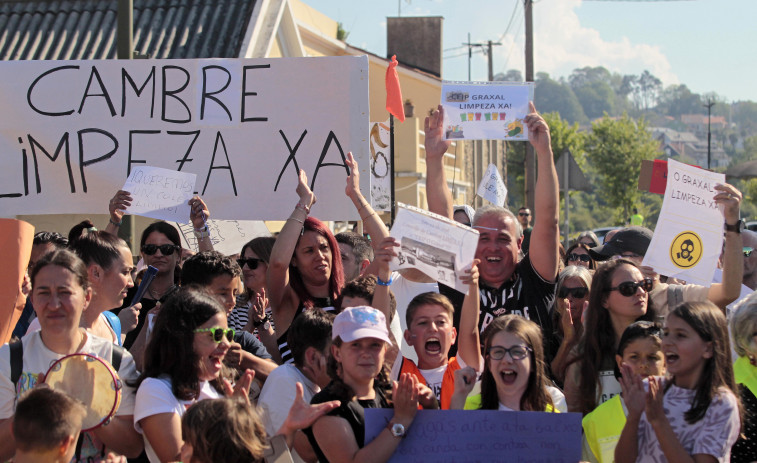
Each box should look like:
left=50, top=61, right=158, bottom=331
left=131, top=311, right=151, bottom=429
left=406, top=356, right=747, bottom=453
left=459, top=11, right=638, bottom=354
left=524, top=0, right=535, bottom=213
left=704, top=99, right=714, bottom=169
left=463, top=35, right=502, bottom=81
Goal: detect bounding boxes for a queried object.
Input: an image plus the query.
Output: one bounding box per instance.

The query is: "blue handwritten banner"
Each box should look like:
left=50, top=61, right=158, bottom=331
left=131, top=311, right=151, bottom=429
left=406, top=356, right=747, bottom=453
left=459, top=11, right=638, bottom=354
left=365, top=409, right=582, bottom=463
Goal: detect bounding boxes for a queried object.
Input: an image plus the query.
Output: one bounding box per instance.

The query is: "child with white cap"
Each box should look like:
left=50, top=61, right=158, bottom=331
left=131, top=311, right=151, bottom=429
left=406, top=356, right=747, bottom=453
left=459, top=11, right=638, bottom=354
left=304, top=306, right=425, bottom=463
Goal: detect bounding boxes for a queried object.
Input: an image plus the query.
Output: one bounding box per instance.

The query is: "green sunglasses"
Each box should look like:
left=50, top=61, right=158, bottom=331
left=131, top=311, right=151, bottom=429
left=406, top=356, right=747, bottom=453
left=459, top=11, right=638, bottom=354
left=194, top=327, right=235, bottom=343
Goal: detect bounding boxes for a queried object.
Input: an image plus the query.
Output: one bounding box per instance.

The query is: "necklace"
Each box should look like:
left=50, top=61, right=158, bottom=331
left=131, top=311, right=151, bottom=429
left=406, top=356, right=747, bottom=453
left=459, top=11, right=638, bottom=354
left=148, top=284, right=175, bottom=301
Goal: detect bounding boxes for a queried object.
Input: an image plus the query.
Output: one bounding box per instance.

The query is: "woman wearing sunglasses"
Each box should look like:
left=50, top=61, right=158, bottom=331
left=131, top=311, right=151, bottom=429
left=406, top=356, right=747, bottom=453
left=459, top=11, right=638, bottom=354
left=268, top=169, right=345, bottom=365
left=549, top=265, right=592, bottom=386
left=564, top=243, right=596, bottom=270
left=564, top=259, right=656, bottom=415
left=133, top=287, right=253, bottom=463
left=450, top=315, right=558, bottom=413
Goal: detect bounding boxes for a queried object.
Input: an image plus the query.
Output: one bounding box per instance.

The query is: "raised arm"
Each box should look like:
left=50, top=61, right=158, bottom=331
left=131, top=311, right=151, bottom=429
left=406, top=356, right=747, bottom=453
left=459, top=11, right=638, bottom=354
left=344, top=152, right=390, bottom=277
left=707, top=183, right=744, bottom=311
left=457, top=259, right=482, bottom=372
left=424, top=105, right=454, bottom=219
left=105, top=190, right=132, bottom=235
left=525, top=102, right=559, bottom=282
left=371, top=236, right=401, bottom=369
left=188, top=196, right=214, bottom=252
left=267, top=170, right=314, bottom=323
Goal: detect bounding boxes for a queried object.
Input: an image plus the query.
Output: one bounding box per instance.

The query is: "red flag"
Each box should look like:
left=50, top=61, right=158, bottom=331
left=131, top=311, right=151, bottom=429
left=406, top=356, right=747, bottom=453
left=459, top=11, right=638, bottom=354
left=385, top=55, right=405, bottom=122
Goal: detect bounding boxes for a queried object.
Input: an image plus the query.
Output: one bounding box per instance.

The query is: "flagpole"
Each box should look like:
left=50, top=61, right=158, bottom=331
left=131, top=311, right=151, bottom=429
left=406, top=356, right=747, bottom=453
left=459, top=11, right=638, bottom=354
left=390, top=115, right=396, bottom=226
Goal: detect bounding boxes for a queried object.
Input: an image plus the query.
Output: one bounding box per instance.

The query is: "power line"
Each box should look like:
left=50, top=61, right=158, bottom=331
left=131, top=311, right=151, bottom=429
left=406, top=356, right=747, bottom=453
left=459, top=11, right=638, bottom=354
left=497, top=0, right=522, bottom=43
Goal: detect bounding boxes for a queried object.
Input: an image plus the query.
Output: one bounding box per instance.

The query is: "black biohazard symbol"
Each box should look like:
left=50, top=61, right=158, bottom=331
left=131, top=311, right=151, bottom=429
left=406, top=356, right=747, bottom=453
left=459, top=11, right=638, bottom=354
left=677, top=239, right=695, bottom=262
left=670, top=231, right=702, bottom=269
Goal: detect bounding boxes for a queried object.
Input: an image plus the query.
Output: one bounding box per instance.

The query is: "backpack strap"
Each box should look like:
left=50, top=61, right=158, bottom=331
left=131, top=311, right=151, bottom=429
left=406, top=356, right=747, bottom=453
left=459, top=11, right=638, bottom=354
left=111, top=344, right=124, bottom=372
left=9, top=339, right=23, bottom=388
left=101, top=311, right=122, bottom=346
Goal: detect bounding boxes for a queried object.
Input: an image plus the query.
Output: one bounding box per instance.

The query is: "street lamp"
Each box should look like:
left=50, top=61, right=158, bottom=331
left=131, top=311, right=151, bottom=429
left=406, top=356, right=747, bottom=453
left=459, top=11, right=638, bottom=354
left=704, top=99, right=714, bottom=169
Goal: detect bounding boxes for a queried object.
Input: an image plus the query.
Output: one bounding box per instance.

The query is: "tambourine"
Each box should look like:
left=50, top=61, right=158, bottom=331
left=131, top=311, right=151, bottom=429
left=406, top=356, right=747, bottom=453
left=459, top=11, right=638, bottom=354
left=43, top=353, right=123, bottom=431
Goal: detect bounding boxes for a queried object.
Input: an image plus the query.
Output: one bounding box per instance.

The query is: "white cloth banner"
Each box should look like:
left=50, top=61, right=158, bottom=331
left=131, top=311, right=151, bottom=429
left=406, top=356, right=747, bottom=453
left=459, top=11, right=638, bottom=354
left=122, top=166, right=195, bottom=222
left=477, top=163, right=507, bottom=206
left=642, top=159, right=725, bottom=286
left=389, top=203, right=479, bottom=294
left=0, top=57, right=369, bottom=220
left=368, top=119, right=391, bottom=212
left=176, top=219, right=270, bottom=256
left=441, top=81, right=533, bottom=141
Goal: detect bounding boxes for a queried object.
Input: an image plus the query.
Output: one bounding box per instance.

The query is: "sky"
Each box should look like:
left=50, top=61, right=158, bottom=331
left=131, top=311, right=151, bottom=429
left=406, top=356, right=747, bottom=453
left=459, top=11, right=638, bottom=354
left=302, top=0, right=757, bottom=103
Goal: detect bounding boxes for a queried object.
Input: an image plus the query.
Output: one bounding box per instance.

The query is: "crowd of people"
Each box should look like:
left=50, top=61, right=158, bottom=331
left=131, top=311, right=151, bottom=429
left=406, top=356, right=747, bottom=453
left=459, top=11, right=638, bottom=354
left=0, top=102, right=755, bottom=463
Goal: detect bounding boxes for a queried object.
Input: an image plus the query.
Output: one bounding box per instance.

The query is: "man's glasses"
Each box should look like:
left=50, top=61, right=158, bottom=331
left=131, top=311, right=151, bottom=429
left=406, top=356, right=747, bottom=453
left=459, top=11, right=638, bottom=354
left=605, top=278, right=654, bottom=297
left=567, top=253, right=591, bottom=263
left=237, top=257, right=262, bottom=270
left=487, top=345, right=532, bottom=361
left=141, top=244, right=179, bottom=256
left=518, top=212, right=530, bottom=217
left=194, top=327, right=235, bottom=343
left=558, top=286, right=589, bottom=299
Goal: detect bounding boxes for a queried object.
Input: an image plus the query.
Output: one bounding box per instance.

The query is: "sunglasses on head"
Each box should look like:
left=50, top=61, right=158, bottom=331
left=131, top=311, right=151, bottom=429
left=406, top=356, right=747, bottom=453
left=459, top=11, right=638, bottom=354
left=606, top=278, right=654, bottom=297
left=141, top=244, right=179, bottom=256
left=487, top=345, right=532, bottom=361
left=194, top=327, right=235, bottom=343
left=558, top=286, right=589, bottom=299
left=237, top=257, right=263, bottom=270
left=567, top=253, right=591, bottom=263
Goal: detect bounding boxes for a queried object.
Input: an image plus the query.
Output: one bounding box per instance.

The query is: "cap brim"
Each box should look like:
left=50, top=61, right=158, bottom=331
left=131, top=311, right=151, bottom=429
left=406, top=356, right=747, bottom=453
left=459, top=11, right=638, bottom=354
left=589, top=242, right=621, bottom=261
left=338, top=328, right=392, bottom=345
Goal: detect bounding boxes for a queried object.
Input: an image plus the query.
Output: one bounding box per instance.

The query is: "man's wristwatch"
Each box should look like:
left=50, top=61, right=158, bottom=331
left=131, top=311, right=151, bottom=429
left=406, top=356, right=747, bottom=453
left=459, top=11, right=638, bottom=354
left=387, top=422, right=407, bottom=438
left=724, top=219, right=744, bottom=234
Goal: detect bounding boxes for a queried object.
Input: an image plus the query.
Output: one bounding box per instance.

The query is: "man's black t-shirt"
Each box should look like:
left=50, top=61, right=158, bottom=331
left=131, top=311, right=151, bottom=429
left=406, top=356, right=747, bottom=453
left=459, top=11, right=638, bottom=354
left=439, top=253, right=555, bottom=358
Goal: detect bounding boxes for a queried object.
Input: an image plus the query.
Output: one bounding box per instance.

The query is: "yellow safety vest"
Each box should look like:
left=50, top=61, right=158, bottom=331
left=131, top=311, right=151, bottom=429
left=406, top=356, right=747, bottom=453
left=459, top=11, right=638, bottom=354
left=463, top=393, right=557, bottom=412
left=582, top=394, right=626, bottom=463
left=734, top=355, right=757, bottom=398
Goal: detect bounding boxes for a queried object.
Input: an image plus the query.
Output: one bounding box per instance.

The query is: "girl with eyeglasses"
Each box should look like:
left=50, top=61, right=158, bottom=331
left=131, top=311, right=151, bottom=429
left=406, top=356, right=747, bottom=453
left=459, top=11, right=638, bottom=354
left=450, top=315, right=558, bottom=412
left=564, top=259, right=656, bottom=415
left=564, top=243, right=596, bottom=270
left=550, top=266, right=592, bottom=386
left=133, top=287, right=253, bottom=463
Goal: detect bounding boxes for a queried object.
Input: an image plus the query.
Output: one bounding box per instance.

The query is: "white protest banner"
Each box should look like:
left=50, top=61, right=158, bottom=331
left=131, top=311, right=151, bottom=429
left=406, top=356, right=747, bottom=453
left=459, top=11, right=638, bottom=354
left=441, top=81, right=533, bottom=141
left=642, top=158, right=725, bottom=285
left=477, top=163, right=507, bottom=206
left=122, top=166, right=195, bottom=222
left=389, top=203, right=479, bottom=293
left=368, top=119, right=391, bottom=212
left=176, top=219, right=270, bottom=256
left=365, top=409, right=582, bottom=462
left=0, top=57, right=369, bottom=220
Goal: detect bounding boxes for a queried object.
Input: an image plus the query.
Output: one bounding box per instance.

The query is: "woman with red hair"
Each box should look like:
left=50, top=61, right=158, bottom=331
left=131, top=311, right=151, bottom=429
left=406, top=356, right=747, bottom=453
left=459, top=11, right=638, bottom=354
left=267, top=169, right=345, bottom=364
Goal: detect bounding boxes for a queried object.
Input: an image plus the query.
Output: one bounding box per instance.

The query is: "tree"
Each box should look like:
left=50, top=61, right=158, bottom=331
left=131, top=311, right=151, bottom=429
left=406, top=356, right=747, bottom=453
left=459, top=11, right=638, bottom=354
left=534, top=75, right=587, bottom=125
left=585, top=114, right=661, bottom=220
left=494, top=69, right=523, bottom=82
left=543, top=112, right=586, bottom=166
left=658, top=84, right=702, bottom=117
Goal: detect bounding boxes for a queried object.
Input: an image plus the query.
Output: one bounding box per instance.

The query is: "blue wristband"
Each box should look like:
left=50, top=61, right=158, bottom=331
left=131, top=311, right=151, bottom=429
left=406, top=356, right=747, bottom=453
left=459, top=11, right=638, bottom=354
left=376, top=275, right=393, bottom=286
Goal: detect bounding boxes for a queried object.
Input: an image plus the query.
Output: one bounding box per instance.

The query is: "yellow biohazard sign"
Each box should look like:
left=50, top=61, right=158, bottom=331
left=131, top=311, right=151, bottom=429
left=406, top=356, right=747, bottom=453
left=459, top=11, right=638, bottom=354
left=670, top=231, right=703, bottom=269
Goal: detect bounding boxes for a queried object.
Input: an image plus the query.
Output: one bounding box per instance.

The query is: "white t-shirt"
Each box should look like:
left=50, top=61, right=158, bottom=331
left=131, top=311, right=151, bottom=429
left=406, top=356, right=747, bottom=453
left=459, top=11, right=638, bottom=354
left=418, top=364, right=448, bottom=402
left=390, top=273, right=440, bottom=363
left=134, top=376, right=221, bottom=463
left=0, top=330, right=138, bottom=461
left=26, top=313, right=117, bottom=344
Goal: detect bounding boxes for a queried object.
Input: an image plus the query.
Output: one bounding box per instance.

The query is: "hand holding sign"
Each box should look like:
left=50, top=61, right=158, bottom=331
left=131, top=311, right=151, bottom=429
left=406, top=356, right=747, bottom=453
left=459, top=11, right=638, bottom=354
left=188, top=196, right=210, bottom=230
left=424, top=105, right=452, bottom=162
left=108, top=190, right=132, bottom=225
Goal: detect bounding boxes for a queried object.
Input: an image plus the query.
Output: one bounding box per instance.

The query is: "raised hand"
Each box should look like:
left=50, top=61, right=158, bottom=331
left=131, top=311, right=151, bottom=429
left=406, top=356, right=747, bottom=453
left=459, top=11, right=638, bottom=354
left=296, top=169, right=316, bottom=209
left=618, top=363, right=646, bottom=419
left=524, top=102, right=551, bottom=155
left=392, top=373, right=420, bottom=423
left=345, top=152, right=361, bottom=200
left=188, top=196, right=210, bottom=229
left=424, top=105, right=452, bottom=163
left=108, top=190, right=132, bottom=224
left=281, top=382, right=340, bottom=432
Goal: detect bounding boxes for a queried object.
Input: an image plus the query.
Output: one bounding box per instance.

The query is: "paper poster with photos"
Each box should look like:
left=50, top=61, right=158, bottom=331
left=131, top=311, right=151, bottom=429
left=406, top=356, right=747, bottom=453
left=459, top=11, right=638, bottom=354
left=441, top=81, right=533, bottom=141
left=389, top=203, right=479, bottom=294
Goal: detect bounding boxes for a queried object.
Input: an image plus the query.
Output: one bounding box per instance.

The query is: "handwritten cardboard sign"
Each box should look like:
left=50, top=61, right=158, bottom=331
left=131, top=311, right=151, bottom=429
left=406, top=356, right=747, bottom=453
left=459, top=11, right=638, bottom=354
left=365, top=409, right=582, bottom=463
left=389, top=203, right=479, bottom=293
left=176, top=219, right=270, bottom=256
left=441, top=81, right=533, bottom=141
left=642, top=158, right=725, bottom=285
left=369, top=120, right=391, bottom=212
left=122, top=166, right=195, bottom=222
left=0, top=57, right=369, bottom=220
left=477, top=163, right=507, bottom=206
